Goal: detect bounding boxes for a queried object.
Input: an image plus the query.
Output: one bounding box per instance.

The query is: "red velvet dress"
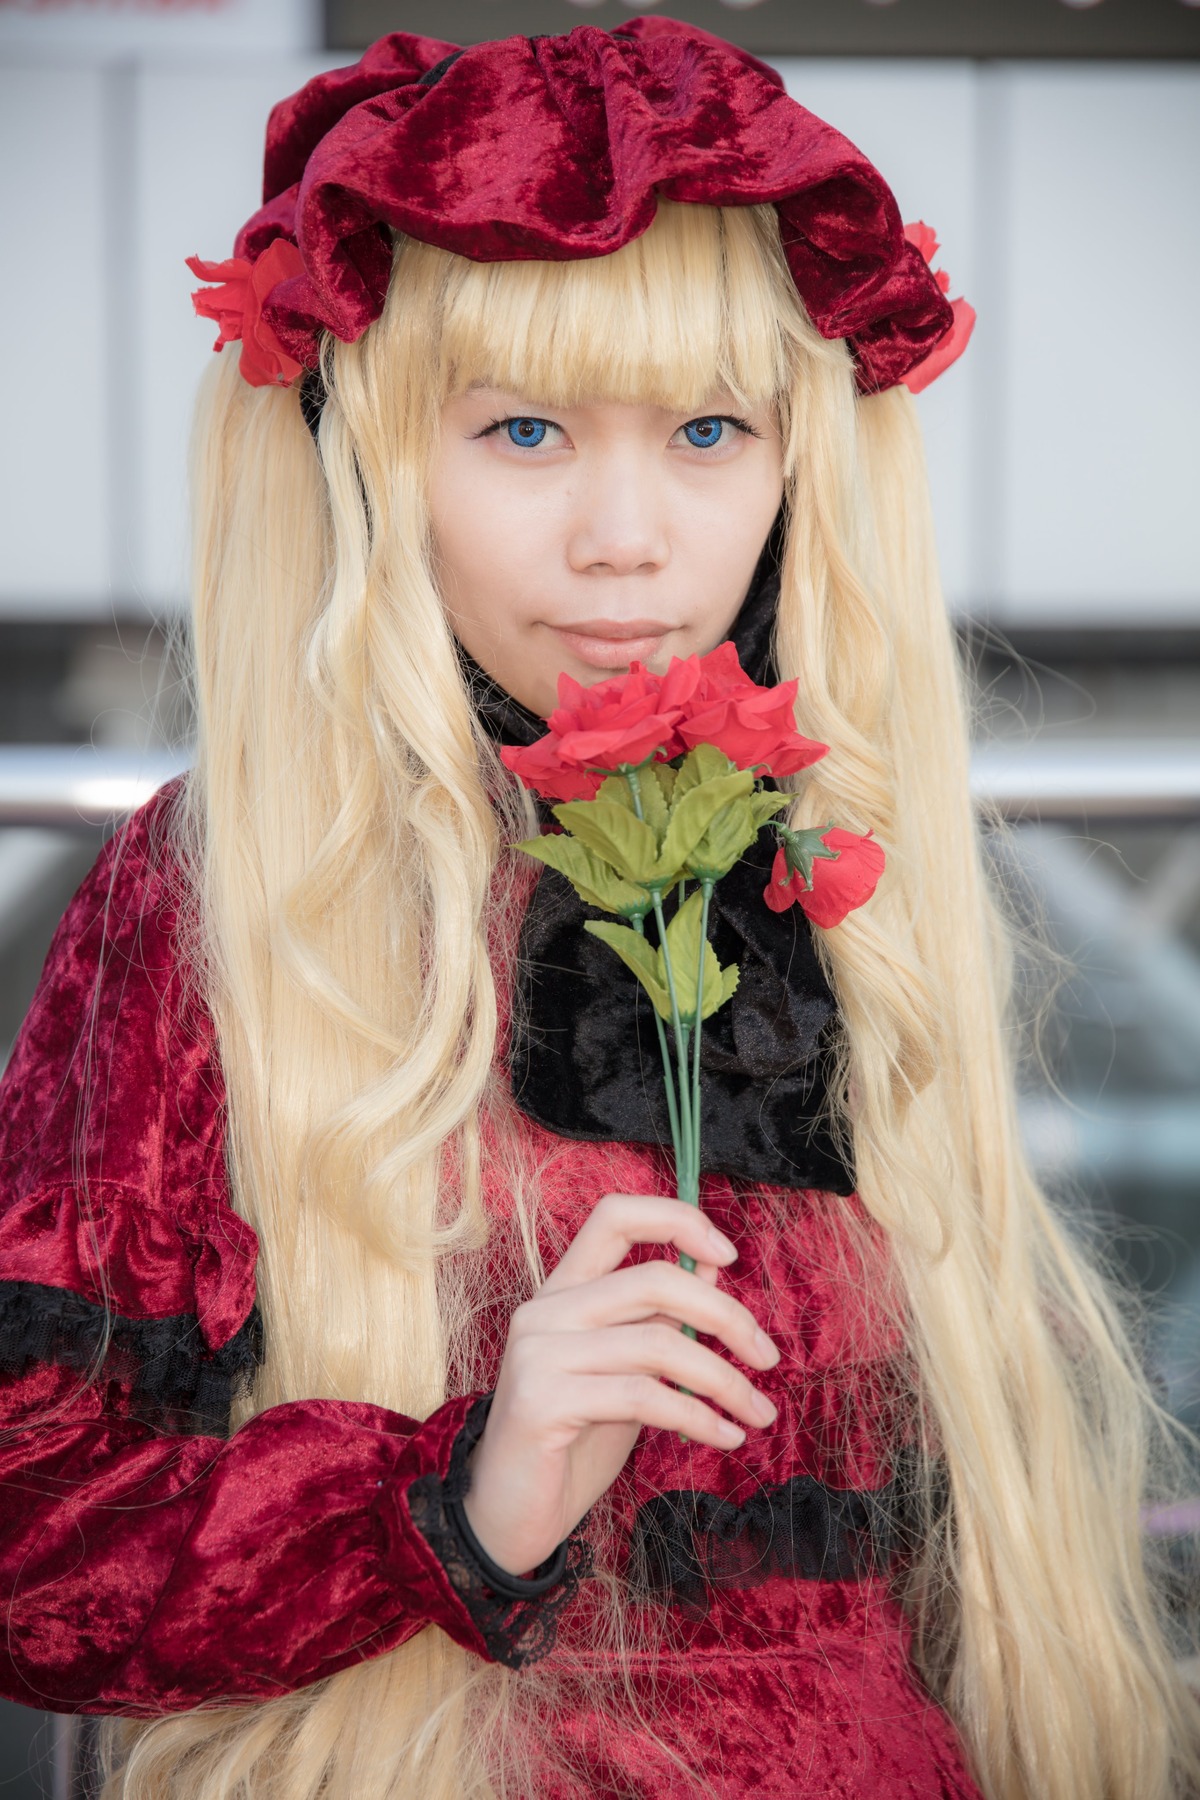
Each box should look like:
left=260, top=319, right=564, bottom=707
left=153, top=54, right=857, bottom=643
left=0, top=786, right=983, bottom=1799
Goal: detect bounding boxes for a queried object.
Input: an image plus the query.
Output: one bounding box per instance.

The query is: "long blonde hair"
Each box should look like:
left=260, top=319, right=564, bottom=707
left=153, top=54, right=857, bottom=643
left=99, top=199, right=1199, bottom=1798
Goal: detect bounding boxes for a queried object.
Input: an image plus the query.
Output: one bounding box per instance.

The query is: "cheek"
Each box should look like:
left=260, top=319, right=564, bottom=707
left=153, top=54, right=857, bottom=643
left=431, top=458, right=536, bottom=627
left=683, top=464, right=783, bottom=623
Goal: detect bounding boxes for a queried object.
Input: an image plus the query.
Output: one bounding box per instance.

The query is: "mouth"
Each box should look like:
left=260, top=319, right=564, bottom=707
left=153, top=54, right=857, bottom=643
left=548, top=618, right=674, bottom=670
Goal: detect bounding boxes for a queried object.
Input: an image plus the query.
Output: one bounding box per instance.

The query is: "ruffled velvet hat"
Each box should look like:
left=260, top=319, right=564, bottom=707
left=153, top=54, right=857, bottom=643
left=189, top=15, right=973, bottom=397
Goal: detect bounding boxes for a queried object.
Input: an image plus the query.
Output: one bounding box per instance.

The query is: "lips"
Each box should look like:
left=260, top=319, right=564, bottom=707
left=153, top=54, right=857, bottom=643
left=549, top=619, right=673, bottom=669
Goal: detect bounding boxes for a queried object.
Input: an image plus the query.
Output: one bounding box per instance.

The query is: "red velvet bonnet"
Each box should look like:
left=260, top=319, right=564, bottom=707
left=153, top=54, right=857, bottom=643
left=190, top=16, right=972, bottom=396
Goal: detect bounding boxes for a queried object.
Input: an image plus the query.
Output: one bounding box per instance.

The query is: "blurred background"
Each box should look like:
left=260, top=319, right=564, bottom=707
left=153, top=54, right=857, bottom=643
left=1, top=0, right=1198, bottom=1792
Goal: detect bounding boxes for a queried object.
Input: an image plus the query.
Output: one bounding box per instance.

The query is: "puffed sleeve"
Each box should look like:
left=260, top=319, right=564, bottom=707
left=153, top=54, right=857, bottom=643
left=0, top=784, right=589, bottom=1715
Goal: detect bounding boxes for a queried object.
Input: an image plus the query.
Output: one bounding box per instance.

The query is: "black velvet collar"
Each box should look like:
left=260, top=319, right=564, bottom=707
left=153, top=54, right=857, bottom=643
left=461, top=517, right=855, bottom=1194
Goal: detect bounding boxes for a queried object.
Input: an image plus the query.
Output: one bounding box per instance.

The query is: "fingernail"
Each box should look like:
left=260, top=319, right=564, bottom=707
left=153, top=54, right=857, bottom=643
left=754, top=1329, right=779, bottom=1362
left=707, top=1227, right=737, bottom=1260
left=718, top=1420, right=745, bottom=1444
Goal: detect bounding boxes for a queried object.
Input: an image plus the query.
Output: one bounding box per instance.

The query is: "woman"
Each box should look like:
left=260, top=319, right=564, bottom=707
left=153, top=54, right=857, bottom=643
left=0, top=19, right=1195, bottom=1799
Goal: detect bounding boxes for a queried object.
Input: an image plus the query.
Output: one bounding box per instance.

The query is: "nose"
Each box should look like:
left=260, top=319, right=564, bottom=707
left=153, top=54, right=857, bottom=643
left=564, top=453, right=670, bottom=577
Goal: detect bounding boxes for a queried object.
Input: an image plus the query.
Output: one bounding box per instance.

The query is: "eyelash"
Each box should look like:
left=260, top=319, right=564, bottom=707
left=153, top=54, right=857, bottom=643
left=475, top=413, right=762, bottom=446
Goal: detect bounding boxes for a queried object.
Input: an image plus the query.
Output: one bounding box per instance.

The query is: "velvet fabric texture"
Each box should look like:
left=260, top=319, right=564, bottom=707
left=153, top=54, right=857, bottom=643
left=464, top=516, right=855, bottom=1193
left=542, top=1577, right=981, bottom=1798
left=228, top=17, right=956, bottom=395
left=0, top=790, right=982, bottom=1795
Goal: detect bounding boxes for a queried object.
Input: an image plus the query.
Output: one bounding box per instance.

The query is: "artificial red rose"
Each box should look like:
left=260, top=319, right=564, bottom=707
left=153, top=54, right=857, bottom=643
left=764, top=828, right=885, bottom=927
left=188, top=238, right=306, bottom=389
left=498, top=738, right=605, bottom=802
left=500, top=663, right=679, bottom=799
left=900, top=220, right=976, bottom=396
left=544, top=664, right=678, bottom=768
left=660, top=644, right=827, bottom=777
left=655, top=640, right=750, bottom=713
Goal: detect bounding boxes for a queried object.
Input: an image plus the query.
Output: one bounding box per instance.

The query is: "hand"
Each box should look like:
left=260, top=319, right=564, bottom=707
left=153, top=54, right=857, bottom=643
left=460, top=1191, right=780, bottom=1579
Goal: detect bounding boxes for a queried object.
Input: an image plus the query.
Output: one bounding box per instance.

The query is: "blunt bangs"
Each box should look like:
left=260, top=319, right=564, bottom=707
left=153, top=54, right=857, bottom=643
left=418, top=200, right=809, bottom=417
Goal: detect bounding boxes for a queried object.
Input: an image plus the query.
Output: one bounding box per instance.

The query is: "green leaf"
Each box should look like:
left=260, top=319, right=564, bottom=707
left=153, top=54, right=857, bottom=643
left=748, top=790, right=790, bottom=829
left=627, top=762, right=671, bottom=842
left=516, top=834, right=652, bottom=918
left=583, top=919, right=673, bottom=1018
left=552, top=800, right=660, bottom=884
left=656, top=769, right=754, bottom=881
left=684, top=786, right=789, bottom=880
left=650, top=761, right=677, bottom=806
left=673, top=742, right=737, bottom=802
left=596, top=773, right=636, bottom=812
left=662, top=890, right=741, bottom=1024
left=595, top=764, right=672, bottom=843
left=684, top=794, right=763, bottom=881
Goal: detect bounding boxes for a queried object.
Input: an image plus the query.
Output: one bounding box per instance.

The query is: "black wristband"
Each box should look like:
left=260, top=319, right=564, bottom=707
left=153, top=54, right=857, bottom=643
left=446, top=1489, right=571, bottom=1599
left=445, top=1392, right=572, bottom=1599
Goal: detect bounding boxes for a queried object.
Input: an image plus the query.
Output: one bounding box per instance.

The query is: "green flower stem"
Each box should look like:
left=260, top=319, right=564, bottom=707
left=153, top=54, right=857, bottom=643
left=624, top=764, right=701, bottom=1428
left=692, top=880, right=713, bottom=1197
left=620, top=766, right=686, bottom=1170
left=622, top=769, right=711, bottom=1448
left=633, top=913, right=681, bottom=1153
left=649, top=885, right=694, bottom=1207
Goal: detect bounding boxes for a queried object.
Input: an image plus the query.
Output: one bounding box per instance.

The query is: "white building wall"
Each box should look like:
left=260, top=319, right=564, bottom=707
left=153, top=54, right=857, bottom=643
left=0, top=67, right=111, bottom=611
left=0, top=39, right=1196, bottom=626
left=1000, top=66, right=1200, bottom=621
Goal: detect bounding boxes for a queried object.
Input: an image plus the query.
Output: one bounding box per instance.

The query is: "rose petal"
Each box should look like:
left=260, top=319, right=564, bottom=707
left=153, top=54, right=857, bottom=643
left=902, top=297, right=976, bottom=396
left=188, top=254, right=252, bottom=353
left=239, top=239, right=306, bottom=388
left=762, top=845, right=799, bottom=913
left=903, top=220, right=940, bottom=264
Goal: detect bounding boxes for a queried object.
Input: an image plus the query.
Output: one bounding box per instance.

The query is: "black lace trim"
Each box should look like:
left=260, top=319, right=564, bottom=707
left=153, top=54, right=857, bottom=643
left=626, top=1470, right=900, bottom=1618
left=406, top=1392, right=594, bottom=1670
left=0, top=1279, right=265, bottom=1439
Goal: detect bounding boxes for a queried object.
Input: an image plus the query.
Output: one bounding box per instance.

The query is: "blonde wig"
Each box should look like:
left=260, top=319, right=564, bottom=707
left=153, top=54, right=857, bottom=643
left=96, top=200, right=1199, bottom=1798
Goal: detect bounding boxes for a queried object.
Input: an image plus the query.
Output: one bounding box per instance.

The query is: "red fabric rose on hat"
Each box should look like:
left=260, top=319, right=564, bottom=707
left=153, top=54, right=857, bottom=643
left=660, top=642, right=828, bottom=778
left=500, top=664, right=679, bottom=801
left=765, top=827, right=885, bottom=927
left=899, top=221, right=976, bottom=395
left=188, top=238, right=307, bottom=388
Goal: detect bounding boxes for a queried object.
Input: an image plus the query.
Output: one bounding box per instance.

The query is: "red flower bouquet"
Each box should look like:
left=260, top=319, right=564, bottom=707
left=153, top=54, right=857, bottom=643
left=504, top=645, right=883, bottom=1413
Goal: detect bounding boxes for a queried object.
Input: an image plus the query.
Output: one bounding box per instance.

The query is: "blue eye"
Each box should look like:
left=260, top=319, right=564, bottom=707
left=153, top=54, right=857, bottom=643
left=506, top=417, right=548, bottom=447
left=682, top=417, right=724, bottom=448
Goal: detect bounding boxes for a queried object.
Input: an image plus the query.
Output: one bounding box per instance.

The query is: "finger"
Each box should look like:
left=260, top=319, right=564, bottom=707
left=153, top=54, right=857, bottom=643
left=549, top=1324, right=777, bottom=1433
left=528, top=1261, right=778, bottom=1370
left=557, top=1370, right=751, bottom=1452
left=540, top=1192, right=738, bottom=1291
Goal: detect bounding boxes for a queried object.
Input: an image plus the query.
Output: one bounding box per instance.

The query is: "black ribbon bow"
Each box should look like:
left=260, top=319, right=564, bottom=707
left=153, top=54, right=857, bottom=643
left=462, top=518, right=855, bottom=1195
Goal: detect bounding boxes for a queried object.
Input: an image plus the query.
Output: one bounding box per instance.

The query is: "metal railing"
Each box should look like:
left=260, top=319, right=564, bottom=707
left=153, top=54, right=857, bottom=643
left=1, top=738, right=1199, bottom=828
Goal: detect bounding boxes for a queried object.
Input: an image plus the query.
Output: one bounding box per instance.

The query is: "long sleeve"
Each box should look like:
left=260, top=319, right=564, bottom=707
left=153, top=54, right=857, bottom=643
left=0, top=785, right=588, bottom=1715
left=0, top=1365, right=588, bottom=1713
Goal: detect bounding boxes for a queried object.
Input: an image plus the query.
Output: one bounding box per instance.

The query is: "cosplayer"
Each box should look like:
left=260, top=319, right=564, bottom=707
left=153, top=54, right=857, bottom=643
left=0, top=17, right=1196, bottom=1800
